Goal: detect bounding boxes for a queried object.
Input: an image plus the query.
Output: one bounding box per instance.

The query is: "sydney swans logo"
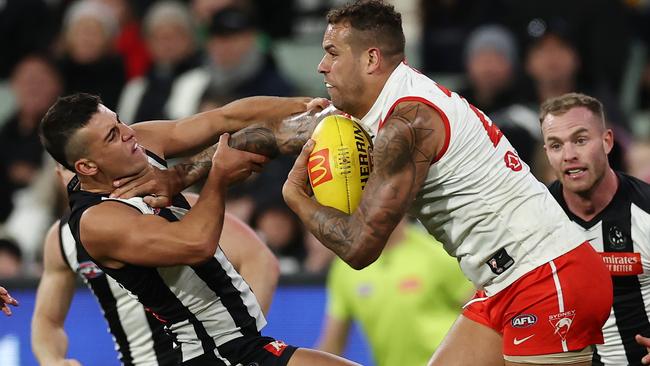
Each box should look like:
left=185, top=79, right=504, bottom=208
left=308, top=148, right=333, bottom=188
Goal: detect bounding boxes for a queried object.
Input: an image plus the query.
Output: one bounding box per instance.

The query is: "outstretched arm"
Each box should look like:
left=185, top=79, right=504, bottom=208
left=111, top=104, right=336, bottom=205
left=283, top=102, right=444, bottom=269
left=133, top=96, right=317, bottom=159
left=171, top=107, right=327, bottom=183
left=32, top=222, right=81, bottom=366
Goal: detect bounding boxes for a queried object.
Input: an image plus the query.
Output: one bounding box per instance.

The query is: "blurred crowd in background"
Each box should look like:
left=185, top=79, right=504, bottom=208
left=1, top=0, right=650, bottom=280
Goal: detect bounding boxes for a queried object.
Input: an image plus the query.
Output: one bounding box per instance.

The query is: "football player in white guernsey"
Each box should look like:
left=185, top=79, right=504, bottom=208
left=541, top=93, right=650, bottom=366
left=39, top=92, right=358, bottom=366
left=104, top=3, right=613, bottom=365
left=31, top=166, right=280, bottom=365
left=279, top=2, right=612, bottom=366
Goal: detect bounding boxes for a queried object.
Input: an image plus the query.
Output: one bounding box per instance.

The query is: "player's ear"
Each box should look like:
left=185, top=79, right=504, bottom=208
left=366, top=48, right=381, bottom=73
left=75, top=158, right=98, bottom=176
left=603, top=128, right=614, bottom=155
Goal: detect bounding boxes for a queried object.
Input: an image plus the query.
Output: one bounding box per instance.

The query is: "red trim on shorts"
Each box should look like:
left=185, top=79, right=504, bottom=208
left=462, top=243, right=612, bottom=357
left=377, top=96, right=451, bottom=164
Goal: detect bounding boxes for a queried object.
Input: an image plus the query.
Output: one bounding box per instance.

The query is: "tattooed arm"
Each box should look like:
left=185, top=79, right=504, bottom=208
left=283, top=102, right=444, bottom=269
left=172, top=107, right=327, bottom=182
left=132, top=96, right=317, bottom=159
left=177, top=104, right=339, bottom=181
left=110, top=105, right=336, bottom=205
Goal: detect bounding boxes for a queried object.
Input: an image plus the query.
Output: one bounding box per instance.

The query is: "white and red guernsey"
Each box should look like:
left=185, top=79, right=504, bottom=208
left=358, top=62, right=587, bottom=296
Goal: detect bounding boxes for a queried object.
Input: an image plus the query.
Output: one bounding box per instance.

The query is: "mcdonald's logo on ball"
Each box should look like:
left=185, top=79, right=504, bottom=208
left=308, top=115, right=373, bottom=214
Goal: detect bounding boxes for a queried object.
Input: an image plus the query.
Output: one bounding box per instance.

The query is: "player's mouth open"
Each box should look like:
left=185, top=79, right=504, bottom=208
left=324, top=82, right=334, bottom=88
left=565, top=168, right=586, bottom=178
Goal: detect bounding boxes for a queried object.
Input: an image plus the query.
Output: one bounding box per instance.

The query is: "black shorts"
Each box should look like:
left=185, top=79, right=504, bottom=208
left=182, top=335, right=298, bottom=366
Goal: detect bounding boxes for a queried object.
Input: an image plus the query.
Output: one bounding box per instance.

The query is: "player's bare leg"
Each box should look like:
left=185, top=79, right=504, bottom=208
left=428, top=314, right=504, bottom=366
left=428, top=315, right=594, bottom=366
left=287, top=349, right=361, bottom=366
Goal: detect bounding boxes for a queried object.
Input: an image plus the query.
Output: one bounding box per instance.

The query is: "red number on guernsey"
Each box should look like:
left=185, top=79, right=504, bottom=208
left=435, top=83, right=502, bottom=147
left=468, top=104, right=503, bottom=147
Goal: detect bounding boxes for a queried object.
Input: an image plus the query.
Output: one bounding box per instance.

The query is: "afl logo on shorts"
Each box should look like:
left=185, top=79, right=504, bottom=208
left=511, top=314, right=537, bottom=328
left=78, top=261, right=104, bottom=279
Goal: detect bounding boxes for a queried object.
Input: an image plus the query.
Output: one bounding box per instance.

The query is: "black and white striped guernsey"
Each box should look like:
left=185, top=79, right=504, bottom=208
left=549, top=172, right=650, bottom=366
left=66, top=151, right=266, bottom=364
left=59, top=212, right=179, bottom=366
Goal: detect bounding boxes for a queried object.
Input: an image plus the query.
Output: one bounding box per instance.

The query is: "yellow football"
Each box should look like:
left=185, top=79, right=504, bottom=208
left=308, top=115, right=373, bottom=214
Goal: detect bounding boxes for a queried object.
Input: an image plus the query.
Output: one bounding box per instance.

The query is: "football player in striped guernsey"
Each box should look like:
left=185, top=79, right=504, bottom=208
left=32, top=165, right=280, bottom=365
left=542, top=92, right=650, bottom=366
left=38, top=93, right=357, bottom=366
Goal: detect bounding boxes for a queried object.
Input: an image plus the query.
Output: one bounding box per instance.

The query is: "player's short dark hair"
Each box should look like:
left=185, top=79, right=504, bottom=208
left=539, top=93, right=605, bottom=128
left=327, top=0, right=405, bottom=62
left=39, top=93, right=102, bottom=171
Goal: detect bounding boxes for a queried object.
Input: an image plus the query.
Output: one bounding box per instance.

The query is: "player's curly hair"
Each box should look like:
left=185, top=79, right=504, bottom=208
left=327, top=0, right=404, bottom=62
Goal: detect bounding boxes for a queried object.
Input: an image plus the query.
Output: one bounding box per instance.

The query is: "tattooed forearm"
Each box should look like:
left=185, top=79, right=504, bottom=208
left=169, top=124, right=281, bottom=188
left=195, top=110, right=322, bottom=162
left=171, top=145, right=216, bottom=188
left=223, top=110, right=322, bottom=156
left=302, top=176, right=406, bottom=268
left=169, top=111, right=322, bottom=188
left=272, top=110, right=321, bottom=154
left=306, top=197, right=402, bottom=269
left=228, top=126, right=280, bottom=157
left=167, top=104, right=327, bottom=189
left=310, top=208, right=359, bottom=258
left=301, top=102, right=440, bottom=269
